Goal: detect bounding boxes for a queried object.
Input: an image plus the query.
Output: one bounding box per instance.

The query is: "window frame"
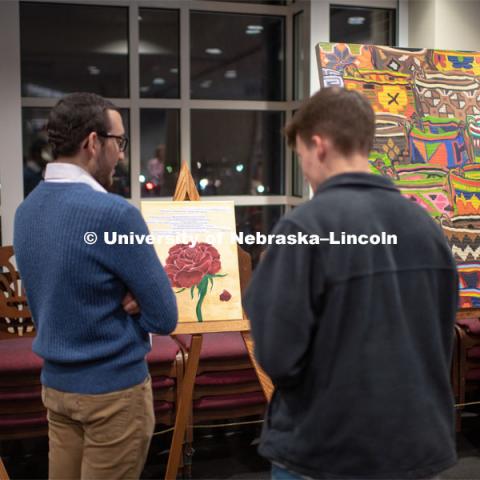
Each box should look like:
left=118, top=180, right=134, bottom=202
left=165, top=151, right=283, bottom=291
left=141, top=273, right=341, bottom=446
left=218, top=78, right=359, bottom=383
left=20, top=0, right=310, bottom=212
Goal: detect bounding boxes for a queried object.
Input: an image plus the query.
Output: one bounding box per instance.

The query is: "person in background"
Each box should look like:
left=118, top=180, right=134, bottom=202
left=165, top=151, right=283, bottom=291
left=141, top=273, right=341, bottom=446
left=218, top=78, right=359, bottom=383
left=142, top=145, right=166, bottom=196
left=14, top=92, right=177, bottom=480
left=23, top=136, right=50, bottom=196
left=244, top=87, right=458, bottom=480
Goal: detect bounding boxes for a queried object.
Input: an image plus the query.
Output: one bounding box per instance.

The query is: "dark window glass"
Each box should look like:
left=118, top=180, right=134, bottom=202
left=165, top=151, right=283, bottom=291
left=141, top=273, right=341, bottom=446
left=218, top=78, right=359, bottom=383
left=191, top=12, right=285, bottom=100
left=330, top=6, right=396, bottom=46
left=199, top=0, right=287, bottom=4
left=22, top=108, right=131, bottom=198
left=20, top=3, right=129, bottom=98
left=113, top=110, right=131, bottom=198
left=191, top=110, right=284, bottom=195
left=293, top=11, right=305, bottom=100
left=22, top=108, right=50, bottom=197
left=235, top=205, right=284, bottom=267
left=140, top=110, right=180, bottom=198
left=292, top=153, right=304, bottom=197
left=139, top=9, right=180, bottom=98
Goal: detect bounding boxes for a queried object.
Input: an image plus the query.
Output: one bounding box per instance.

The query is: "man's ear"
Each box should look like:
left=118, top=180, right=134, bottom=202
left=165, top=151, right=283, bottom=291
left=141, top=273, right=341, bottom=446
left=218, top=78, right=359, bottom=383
left=83, top=131, right=100, bottom=157
left=311, top=135, right=326, bottom=162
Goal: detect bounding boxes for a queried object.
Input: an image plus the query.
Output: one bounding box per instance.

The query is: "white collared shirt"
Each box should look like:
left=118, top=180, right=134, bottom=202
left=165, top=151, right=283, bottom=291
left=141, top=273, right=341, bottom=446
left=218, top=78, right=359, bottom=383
left=44, top=162, right=106, bottom=193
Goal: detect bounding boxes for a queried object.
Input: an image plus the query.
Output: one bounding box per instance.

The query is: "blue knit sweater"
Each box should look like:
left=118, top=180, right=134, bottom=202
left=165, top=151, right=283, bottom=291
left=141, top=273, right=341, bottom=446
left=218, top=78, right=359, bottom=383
left=14, top=182, right=178, bottom=394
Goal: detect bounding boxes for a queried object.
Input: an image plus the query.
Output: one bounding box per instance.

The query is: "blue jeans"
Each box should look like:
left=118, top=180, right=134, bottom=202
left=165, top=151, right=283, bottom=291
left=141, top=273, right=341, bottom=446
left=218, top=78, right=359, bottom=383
left=271, top=463, right=306, bottom=479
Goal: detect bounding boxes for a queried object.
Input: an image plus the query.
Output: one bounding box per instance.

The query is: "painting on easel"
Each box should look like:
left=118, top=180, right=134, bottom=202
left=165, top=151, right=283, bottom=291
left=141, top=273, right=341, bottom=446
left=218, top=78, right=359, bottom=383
left=141, top=200, right=243, bottom=324
left=317, top=42, right=480, bottom=309
left=148, top=163, right=272, bottom=480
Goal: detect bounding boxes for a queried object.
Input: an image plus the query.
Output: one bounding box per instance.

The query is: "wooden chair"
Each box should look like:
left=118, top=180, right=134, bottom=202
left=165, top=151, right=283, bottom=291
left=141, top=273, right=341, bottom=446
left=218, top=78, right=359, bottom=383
left=0, top=246, right=34, bottom=339
left=0, top=247, right=43, bottom=479
left=0, top=247, right=46, bottom=445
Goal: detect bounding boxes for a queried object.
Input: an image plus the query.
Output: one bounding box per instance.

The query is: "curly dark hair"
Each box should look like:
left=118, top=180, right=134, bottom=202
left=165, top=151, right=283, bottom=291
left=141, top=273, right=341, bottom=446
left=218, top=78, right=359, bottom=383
left=47, top=92, right=117, bottom=159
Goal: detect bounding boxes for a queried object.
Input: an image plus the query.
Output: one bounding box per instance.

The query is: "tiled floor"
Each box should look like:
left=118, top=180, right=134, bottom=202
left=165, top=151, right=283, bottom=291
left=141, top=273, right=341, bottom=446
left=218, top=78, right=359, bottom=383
left=4, top=413, right=480, bottom=479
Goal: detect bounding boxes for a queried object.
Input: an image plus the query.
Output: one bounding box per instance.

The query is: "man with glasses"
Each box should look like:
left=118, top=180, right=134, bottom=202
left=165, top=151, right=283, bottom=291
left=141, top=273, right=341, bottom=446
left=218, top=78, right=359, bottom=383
left=14, top=92, right=178, bottom=479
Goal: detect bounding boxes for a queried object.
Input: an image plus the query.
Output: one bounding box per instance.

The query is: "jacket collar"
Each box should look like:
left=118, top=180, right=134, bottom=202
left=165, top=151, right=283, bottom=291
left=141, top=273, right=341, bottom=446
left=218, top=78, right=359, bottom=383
left=314, top=172, right=399, bottom=196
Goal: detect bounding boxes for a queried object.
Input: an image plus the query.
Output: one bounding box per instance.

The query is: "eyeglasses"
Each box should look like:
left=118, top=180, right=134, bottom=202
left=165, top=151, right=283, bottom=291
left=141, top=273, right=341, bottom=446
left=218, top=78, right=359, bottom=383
left=97, top=132, right=129, bottom=153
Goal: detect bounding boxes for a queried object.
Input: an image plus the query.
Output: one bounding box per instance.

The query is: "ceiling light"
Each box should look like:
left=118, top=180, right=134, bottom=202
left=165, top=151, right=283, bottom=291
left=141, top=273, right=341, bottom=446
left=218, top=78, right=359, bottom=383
left=235, top=164, right=244, bottom=173
left=256, top=185, right=265, bottom=194
left=225, top=70, right=237, bottom=79
left=153, top=77, right=165, bottom=85
left=199, top=178, right=209, bottom=189
left=348, top=16, right=365, bottom=25
left=200, top=79, right=212, bottom=88
left=170, top=67, right=178, bottom=74
left=87, top=65, right=100, bottom=75
left=139, top=174, right=146, bottom=183
left=246, top=25, right=264, bottom=33
left=205, top=48, right=222, bottom=55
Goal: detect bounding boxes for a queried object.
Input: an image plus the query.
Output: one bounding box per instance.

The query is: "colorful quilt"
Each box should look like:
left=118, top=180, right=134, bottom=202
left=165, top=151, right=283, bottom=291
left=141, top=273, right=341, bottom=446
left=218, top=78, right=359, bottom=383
left=317, top=42, right=480, bottom=308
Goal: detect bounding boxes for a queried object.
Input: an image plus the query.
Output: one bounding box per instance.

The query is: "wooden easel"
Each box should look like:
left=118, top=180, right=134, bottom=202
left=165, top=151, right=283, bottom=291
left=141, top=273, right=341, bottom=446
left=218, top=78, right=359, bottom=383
left=164, top=163, right=274, bottom=479
left=0, top=458, right=9, bottom=480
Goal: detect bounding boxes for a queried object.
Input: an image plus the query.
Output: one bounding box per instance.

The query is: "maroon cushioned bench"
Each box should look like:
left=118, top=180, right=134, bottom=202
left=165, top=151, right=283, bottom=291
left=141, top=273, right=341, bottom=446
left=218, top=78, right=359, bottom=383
left=454, top=318, right=480, bottom=431
left=0, top=335, right=182, bottom=437
left=146, top=335, right=182, bottom=425
left=173, top=332, right=266, bottom=423
left=0, top=336, right=46, bottom=439
left=0, top=331, right=265, bottom=437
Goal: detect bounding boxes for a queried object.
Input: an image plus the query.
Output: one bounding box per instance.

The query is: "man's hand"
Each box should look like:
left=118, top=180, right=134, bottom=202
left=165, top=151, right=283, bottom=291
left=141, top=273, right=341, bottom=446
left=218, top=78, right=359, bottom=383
left=122, top=291, right=140, bottom=315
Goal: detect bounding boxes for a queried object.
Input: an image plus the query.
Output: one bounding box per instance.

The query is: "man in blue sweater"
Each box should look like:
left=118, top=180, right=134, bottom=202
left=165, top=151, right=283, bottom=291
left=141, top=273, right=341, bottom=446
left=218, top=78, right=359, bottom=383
left=14, top=92, right=178, bottom=479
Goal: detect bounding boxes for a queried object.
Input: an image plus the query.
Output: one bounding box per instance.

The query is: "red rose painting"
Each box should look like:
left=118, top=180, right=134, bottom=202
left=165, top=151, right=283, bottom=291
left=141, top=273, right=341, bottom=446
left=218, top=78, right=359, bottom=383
left=165, top=242, right=226, bottom=322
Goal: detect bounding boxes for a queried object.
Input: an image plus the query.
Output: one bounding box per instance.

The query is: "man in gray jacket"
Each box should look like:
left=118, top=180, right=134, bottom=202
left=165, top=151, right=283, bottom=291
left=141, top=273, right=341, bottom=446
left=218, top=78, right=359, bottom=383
left=244, top=87, right=458, bottom=479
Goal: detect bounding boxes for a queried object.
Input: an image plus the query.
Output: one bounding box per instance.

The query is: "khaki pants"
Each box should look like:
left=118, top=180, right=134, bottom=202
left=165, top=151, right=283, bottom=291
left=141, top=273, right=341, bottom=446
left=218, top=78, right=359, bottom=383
left=41, top=376, right=155, bottom=480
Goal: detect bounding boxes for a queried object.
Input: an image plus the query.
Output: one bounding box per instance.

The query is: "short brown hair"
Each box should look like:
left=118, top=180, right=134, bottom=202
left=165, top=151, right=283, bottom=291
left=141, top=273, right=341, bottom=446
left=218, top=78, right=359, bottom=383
left=284, top=87, right=375, bottom=156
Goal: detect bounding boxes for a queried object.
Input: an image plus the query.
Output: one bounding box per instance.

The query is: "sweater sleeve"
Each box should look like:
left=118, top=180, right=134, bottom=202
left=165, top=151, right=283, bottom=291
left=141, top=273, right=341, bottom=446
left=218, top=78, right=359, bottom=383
left=101, top=203, right=178, bottom=335
left=243, top=219, right=323, bottom=388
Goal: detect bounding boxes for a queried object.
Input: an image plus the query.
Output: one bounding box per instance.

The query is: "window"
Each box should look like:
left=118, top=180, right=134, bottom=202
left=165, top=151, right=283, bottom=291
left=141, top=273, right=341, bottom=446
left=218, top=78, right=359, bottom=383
left=20, top=2, right=129, bottom=98
left=236, top=205, right=284, bottom=266
left=140, top=109, right=180, bottom=198
left=330, top=5, right=396, bottom=46
left=19, top=0, right=310, bottom=255
left=21, top=107, right=131, bottom=197
left=191, top=110, right=284, bottom=195
left=21, top=108, right=49, bottom=197
left=293, top=11, right=305, bottom=100
left=139, top=9, right=180, bottom=98
left=190, top=11, right=285, bottom=101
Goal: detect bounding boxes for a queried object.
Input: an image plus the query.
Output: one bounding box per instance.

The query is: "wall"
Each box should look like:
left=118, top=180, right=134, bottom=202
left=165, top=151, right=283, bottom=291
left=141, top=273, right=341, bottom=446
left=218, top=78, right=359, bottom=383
left=0, top=0, right=23, bottom=246
left=435, top=0, right=480, bottom=50
left=408, top=0, right=435, bottom=48
left=409, top=0, right=480, bottom=50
